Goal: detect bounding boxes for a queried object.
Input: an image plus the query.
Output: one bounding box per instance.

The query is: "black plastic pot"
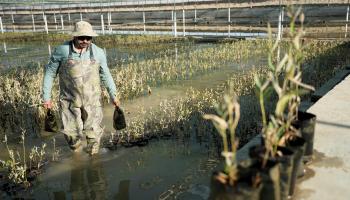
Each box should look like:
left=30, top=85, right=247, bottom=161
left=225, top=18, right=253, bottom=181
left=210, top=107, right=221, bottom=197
left=275, top=147, right=294, bottom=200
left=249, top=145, right=295, bottom=200
left=209, top=161, right=263, bottom=200
left=285, top=136, right=306, bottom=196
left=113, top=106, right=126, bottom=130
left=44, top=109, right=58, bottom=132
left=249, top=146, right=282, bottom=200
left=295, top=111, right=316, bottom=163
left=255, top=159, right=281, bottom=200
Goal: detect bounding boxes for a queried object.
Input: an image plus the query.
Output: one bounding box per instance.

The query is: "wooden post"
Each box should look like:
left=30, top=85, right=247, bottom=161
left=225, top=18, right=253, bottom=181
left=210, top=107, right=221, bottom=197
left=182, top=9, right=185, bottom=36
left=101, top=14, right=105, bottom=35
left=32, top=14, right=36, bottom=31
left=143, top=11, right=146, bottom=33
left=0, top=17, right=3, bottom=34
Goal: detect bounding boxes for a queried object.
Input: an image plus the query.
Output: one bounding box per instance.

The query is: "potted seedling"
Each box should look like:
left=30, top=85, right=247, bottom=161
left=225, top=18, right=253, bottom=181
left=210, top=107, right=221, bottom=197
left=204, top=94, right=262, bottom=200
left=254, top=7, right=315, bottom=199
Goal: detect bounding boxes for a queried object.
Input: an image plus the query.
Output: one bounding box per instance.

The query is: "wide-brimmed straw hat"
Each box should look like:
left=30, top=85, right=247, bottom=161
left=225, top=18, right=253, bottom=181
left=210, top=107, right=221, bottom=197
left=71, top=21, right=98, bottom=37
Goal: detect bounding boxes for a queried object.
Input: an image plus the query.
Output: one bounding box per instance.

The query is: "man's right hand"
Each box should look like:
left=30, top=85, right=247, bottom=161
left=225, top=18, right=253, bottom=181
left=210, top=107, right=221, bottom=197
left=43, top=100, right=52, bottom=109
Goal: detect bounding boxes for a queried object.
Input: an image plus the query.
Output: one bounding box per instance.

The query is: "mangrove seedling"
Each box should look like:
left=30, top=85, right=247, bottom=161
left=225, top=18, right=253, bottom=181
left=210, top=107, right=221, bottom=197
left=255, top=7, right=315, bottom=162
left=203, top=94, right=240, bottom=185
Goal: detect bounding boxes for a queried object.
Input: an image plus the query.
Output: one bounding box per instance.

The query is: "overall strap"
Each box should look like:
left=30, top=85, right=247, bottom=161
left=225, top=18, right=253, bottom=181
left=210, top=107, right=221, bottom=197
left=89, top=44, right=95, bottom=62
left=68, top=41, right=73, bottom=60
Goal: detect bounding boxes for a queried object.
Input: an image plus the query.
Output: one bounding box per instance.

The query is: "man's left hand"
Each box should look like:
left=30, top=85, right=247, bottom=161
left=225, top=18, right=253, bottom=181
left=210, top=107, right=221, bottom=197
left=113, top=98, right=120, bottom=107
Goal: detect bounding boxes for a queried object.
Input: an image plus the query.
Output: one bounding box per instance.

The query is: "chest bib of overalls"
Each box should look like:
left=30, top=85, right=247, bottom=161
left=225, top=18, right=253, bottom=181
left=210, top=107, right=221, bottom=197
left=59, top=42, right=101, bottom=107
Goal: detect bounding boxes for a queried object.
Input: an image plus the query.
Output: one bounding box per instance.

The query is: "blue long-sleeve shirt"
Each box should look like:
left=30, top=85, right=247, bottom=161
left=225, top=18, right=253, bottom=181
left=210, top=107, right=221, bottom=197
left=42, top=41, right=117, bottom=102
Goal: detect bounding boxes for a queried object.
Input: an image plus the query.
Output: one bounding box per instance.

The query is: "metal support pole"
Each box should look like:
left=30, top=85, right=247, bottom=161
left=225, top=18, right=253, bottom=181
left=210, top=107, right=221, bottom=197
left=194, top=9, right=197, bottom=23
left=108, top=12, right=112, bottom=32
left=44, top=14, right=48, bottom=34
left=61, top=15, right=64, bottom=30
left=54, top=13, right=58, bottom=30
left=143, top=11, right=146, bottom=33
left=0, top=17, right=3, bottom=34
left=346, top=5, right=349, bottom=38
left=277, top=8, right=282, bottom=41
left=173, top=11, right=177, bottom=37
left=68, top=13, right=71, bottom=22
left=182, top=9, right=185, bottom=36
left=11, top=14, right=15, bottom=31
left=171, top=10, right=174, bottom=33
left=32, top=14, right=36, bottom=31
left=101, top=14, right=105, bottom=35
left=80, top=12, right=83, bottom=21
left=281, top=7, right=284, bottom=36
left=228, top=7, right=231, bottom=22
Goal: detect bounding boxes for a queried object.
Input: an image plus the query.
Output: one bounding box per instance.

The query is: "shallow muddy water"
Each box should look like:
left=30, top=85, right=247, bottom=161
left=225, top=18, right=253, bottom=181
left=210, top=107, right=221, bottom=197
left=28, top=139, right=218, bottom=200
left=0, top=54, right=264, bottom=200
left=0, top=41, right=204, bottom=70
left=0, top=39, right=267, bottom=199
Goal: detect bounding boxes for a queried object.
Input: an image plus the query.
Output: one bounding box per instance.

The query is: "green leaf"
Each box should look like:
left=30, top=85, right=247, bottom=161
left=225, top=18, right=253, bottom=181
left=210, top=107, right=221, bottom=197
left=276, top=54, right=288, bottom=73
left=268, top=56, right=275, bottom=71
left=203, top=114, right=228, bottom=131
left=263, top=85, right=274, bottom=98
left=275, top=93, right=297, bottom=117
left=276, top=125, right=286, bottom=140
left=254, top=75, right=262, bottom=88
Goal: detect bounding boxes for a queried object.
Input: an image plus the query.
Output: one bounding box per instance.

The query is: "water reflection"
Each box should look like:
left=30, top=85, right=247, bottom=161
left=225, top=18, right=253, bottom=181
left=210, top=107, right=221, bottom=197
left=48, top=43, right=51, bottom=56
left=70, top=154, right=108, bottom=200
left=114, top=180, right=130, bottom=200
left=3, top=42, right=7, bottom=54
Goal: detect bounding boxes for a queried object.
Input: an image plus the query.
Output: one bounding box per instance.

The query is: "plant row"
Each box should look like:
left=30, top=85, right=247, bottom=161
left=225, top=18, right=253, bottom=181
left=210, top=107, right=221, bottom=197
left=0, top=39, right=268, bottom=137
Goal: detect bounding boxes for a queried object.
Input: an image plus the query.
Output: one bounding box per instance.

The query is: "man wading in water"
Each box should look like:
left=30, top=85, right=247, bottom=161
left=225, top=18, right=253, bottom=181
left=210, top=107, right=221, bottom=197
left=42, top=21, right=120, bottom=155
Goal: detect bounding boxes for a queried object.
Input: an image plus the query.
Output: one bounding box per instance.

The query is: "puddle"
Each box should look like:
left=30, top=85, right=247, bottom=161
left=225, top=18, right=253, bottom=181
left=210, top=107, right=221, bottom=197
left=312, top=150, right=344, bottom=169
left=292, top=150, right=346, bottom=199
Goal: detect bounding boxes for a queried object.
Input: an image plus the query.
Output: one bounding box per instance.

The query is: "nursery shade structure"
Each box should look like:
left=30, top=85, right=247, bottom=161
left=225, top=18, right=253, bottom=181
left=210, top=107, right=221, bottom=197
left=0, top=0, right=350, bottom=38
